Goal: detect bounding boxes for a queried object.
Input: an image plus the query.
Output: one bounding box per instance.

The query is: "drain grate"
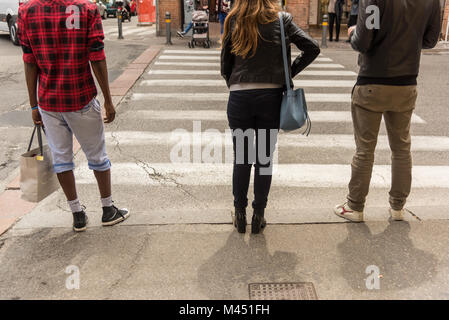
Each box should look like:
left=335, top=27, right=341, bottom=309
left=249, top=282, right=318, bottom=300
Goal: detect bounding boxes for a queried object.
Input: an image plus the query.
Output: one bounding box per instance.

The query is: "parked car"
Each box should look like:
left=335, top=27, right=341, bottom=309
left=0, top=0, right=28, bottom=45
left=91, top=0, right=108, bottom=19
left=105, top=0, right=118, bottom=18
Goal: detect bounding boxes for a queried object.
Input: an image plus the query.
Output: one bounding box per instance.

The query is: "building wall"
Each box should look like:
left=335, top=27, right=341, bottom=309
left=443, top=0, right=449, bottom=40
left=158, top=0, right=182, bottom=36
left=286, top=0, right=310, bottom=31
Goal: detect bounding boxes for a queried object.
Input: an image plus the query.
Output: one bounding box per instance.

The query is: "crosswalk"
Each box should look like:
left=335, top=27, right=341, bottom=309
left=74, top=48, right=449, bottom=224
left=102, top=23, right=155, bottom=41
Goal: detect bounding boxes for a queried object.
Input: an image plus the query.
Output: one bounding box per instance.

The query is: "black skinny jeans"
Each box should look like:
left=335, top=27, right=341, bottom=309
left=227, top=88, right=283, bottom=210
left=328, top=13, right=341, bottom=41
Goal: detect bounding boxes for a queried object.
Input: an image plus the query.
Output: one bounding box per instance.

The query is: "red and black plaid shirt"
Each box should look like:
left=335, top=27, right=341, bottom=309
left=18, top=0, right=106, bottom=112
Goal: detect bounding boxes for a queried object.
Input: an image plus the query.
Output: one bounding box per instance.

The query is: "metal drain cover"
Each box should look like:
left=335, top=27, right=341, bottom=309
left=249, top=282, right=318, bottom=300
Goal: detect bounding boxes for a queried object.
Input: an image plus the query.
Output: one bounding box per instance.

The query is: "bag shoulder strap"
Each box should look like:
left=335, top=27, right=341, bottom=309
left=27, top=125, right=44, bottom=157
left=278, top=12, right=292, bottom=92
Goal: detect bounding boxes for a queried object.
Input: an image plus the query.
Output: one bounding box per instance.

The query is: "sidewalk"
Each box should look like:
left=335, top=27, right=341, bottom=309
left=1, top=221, right=449, bottom=299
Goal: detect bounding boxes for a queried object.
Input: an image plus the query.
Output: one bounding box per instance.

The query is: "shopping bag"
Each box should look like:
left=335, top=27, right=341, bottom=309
left=20, top=125, right=59, bottom=202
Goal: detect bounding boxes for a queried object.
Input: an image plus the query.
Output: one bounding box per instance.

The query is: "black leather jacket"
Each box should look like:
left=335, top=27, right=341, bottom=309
left=221, top=12, right=320, bottom=88
left=350, top=0, right=441, bottom=78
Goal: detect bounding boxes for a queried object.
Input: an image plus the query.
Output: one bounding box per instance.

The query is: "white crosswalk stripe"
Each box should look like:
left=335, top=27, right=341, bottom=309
left=141, top=79, right=356, bottom=87
left=105, top=132, right=449, bottom=151
left=153, top=62, right=348, bottom=71
left=102, top=24, right=156, bottom=39
left=75, top=163, right=449, bottom=189
left=132, top=92, right=353, bottom=102
left=147, top=69, right=357, bottom=76
left=124, top=110, right=426, bottom=124
left=74, top=49, right=445, bottom=223
left=158, top=55, right=333, bottom=62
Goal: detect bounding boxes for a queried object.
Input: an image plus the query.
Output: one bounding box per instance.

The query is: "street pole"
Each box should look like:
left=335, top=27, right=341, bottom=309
left=321, top=14, right=328, bottom=48
left=445, top=18, right=449, bottom=42
left=117, top=7, right=124, bottom=39
left=165, top=11, right=173, bottom=45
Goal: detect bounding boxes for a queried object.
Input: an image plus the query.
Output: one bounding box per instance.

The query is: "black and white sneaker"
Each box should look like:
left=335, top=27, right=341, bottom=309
left=102, top=205, right=130, bottom=226
left=73, top=210, right=88, bottom=232
left=177, top=31, right=185, bottom=38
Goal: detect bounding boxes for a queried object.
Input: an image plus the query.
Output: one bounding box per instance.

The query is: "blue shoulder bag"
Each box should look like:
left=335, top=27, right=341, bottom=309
left=279, top=12, right=311, bottom=134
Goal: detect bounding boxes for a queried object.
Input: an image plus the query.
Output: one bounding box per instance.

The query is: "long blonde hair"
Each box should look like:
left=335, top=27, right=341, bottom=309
left=222, top=0, right=281, bottom=59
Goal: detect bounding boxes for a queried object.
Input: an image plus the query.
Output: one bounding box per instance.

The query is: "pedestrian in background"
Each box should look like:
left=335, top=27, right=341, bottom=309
left=221, top=0, right=320, bottom=234
left=346, top=0, right=358, bottom=43
left=328, top=0, right=344, bottom=42
left=18, top=0, right=130, bottom=232
left=217, top=0, right=231, bottom=35
left=334, top=0, right=441, bottom=222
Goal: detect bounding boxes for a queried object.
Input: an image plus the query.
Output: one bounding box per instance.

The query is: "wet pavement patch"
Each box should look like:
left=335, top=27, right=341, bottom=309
left=249, top=282, right=318, bottom=300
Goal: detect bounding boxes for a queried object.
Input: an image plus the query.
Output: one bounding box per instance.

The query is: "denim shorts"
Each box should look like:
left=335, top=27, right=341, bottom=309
left=39, top=98, right=111, bottom=174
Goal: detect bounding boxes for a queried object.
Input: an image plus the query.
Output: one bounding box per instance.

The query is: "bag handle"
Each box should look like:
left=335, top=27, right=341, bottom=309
left=27, top=125, right=45, bottom=159
left=278, top=12, right=293, bottom=92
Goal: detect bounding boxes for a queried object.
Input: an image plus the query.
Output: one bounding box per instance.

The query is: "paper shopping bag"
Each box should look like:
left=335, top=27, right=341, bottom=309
left=20, top=126, right=59, bottom=202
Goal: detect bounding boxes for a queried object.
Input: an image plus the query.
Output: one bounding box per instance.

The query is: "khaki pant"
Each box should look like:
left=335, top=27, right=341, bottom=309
left=347, top=85, right=418, bottom=211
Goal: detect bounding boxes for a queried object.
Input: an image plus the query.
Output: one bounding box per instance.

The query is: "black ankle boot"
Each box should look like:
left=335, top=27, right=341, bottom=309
left=233, top=208, right=247, bottom=234
left=251, top=208, right=267, bottom=234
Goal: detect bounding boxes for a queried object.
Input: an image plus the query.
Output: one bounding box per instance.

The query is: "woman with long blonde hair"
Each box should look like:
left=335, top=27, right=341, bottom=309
left=221, top=0, right=320, bottom=234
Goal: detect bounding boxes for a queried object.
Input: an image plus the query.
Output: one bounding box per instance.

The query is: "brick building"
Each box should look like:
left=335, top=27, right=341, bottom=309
left=157, top=0, right=449, bottom=39
left=443, top=0, right=449, bottom=40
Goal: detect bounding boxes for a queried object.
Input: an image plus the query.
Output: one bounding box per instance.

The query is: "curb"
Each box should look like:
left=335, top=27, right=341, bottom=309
left=0, top=45, right=163, bottom=236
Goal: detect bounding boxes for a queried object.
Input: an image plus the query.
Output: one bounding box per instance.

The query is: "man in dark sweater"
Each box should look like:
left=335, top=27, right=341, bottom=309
left=334, top=0, right=441, bottom=222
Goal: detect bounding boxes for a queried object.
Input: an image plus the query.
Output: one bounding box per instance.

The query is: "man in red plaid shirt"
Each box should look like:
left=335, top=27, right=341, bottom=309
left=18, top=0, right=129, bottom=232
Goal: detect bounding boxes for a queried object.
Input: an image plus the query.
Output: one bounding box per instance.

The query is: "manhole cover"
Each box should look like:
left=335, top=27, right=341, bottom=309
left=249, top=282, right=318, bottom=300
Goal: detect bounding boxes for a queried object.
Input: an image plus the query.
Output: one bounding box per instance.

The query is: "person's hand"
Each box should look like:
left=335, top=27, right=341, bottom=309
left=348, top=26, right=357, bottom=37
left=32, top=108, right=43, bottom=126
left=103, top=100, right=116, bottom=123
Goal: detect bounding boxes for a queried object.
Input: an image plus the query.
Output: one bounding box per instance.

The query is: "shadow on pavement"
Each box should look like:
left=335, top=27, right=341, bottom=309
left=338, top=221, right=438, bottom=292
left=197, top=230, right=299, bottom=299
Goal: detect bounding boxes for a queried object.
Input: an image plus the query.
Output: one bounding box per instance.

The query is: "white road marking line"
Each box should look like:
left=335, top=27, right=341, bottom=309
left=154, top=62, right=220, bottom=67
left=149, top=69, right=219, bottom=74
left=313, top=57, right=333, bottom=62
left=148, top=69, right=356, bottom=77
left=106, top=29, right=155, bottom=38
left=103, top=26, right=133, bottom=35
left=158, top=55, right=333, bottom=62
left=124, top=110, right=426, bottom=124
left=301, top=70, right=357, bottom=76
left=162, top=50, right=324, bottom=57
left=159, top=55, right=219, bottom=60
left=131, top=92, right=352, bottom=102
left=105, top=132, right=449, bottom=151
left=306, top=64, right=345, bottom=69
left=153, top=62, right=343, bottom=69
left=75, top=163, right=449, bottom=188
left=141, top=79, right=355, bottom=87
left=163, top=50, right=221, bottom=55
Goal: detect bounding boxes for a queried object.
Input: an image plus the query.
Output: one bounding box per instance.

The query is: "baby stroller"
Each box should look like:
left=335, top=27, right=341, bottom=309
left=188, top=10, right=211, bottom=48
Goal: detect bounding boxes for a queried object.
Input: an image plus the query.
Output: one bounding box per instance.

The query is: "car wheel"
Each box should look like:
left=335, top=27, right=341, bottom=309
left=9, top=21, right=19, bottom=46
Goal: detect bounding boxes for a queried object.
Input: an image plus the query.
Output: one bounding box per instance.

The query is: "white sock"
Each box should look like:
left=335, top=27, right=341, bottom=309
left=101, top=195, right=113, bottom=208
left=68, top=199, right=82, bottom=213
